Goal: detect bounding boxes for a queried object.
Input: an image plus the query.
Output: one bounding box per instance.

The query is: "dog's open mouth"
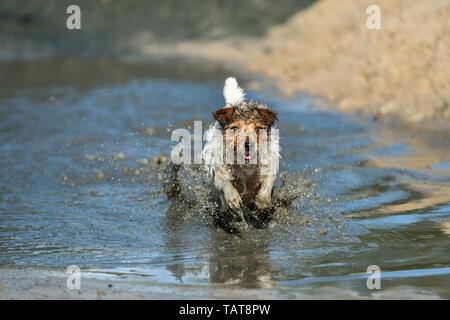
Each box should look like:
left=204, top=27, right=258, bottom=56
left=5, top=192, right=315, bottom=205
left=244, top=140, right=253, bottom=161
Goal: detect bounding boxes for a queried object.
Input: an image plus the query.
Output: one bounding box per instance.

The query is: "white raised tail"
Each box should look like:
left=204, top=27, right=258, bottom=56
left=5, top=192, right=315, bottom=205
left=223, top=77, right=245, bottom=105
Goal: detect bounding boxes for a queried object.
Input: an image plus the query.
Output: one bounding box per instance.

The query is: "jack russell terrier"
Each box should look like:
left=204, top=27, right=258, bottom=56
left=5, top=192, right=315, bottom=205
left=202, top=77, right=280, bottom=223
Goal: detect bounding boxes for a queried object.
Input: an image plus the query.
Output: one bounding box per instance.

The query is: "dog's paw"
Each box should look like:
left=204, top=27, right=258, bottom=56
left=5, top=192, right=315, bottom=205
left=223, top=185, right=242, bottom=209
left=255, top=190, right=272, bottom=210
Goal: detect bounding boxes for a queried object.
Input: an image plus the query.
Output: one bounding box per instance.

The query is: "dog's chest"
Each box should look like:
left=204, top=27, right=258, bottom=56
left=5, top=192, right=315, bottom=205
left=232, top=166, right=261, bottom=203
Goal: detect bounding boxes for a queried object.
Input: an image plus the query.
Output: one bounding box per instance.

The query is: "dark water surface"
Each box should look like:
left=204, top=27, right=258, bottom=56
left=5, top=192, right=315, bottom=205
left=0, top=59, right=449, bottom=298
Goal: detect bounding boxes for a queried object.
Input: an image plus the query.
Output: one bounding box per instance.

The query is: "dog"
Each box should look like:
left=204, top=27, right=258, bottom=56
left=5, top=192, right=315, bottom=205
left=203, top=77, right=280, bottom=223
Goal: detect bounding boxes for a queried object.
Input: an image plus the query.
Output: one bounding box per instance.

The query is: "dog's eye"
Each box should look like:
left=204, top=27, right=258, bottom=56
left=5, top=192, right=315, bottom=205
left=256, top=125, right=268, bottom=130
left=227, top=125, right=238, bottom=130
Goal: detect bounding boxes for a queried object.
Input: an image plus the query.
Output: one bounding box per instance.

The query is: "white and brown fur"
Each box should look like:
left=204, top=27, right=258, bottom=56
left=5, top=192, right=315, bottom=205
left=203, top=77, right=280, bottom=216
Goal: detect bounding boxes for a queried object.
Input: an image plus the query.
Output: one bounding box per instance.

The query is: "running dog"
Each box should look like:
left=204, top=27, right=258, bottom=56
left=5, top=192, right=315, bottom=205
left=163, top=77, right=280, bottom=231
left=203, top=77, right=280, bottom=221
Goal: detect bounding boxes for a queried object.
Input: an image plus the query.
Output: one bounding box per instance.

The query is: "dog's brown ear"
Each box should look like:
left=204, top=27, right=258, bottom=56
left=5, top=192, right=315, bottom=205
left=212, top=107, right=235, bottom=128
left=258, top=108, right=278, bottom=127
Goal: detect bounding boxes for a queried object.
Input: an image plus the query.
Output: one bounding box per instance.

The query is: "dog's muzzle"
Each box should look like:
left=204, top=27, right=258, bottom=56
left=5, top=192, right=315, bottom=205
left=244, top=138, right=253, bottom=162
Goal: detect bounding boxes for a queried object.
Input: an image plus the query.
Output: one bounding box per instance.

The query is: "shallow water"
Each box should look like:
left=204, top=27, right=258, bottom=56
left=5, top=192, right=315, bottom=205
left=0, top=59, right=449, bottom=298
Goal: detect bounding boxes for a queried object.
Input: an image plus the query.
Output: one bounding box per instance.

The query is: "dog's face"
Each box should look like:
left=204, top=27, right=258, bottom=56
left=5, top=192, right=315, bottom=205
left=212, top=103, right=277, bottom=164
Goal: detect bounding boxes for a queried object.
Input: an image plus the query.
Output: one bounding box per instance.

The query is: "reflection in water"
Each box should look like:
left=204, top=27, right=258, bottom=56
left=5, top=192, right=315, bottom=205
left=440, top=220, right=450, bottom=236
left=347, top=124, right=450, bottom=218
left=164, top=202, right=274, bottom=288
left=209, top=248, right=273, bottom=288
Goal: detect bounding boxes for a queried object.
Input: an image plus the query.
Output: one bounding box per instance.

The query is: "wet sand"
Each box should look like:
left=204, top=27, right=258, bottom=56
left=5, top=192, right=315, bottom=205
left=0, top=266, right=445, bottom=299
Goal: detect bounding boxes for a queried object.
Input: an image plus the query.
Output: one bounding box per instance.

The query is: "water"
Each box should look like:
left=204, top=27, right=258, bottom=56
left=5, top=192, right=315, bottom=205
left=0, top=58, right=449, bottom=298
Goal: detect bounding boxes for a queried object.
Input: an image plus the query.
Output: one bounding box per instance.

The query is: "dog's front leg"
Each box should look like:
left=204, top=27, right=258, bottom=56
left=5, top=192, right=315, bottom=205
left=255, top=174, right=276, bottom=210
left=222, top=182, right=242, bottom=209
left=214, top=165, right=242, bottom=210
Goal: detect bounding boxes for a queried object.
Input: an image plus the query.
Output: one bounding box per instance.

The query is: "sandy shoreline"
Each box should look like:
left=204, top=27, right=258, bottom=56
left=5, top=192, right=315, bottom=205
left=249, top=0, right=450, bottom=125
left=137, top=0, right=450, bottom=127
left=0, top=267, right=444, bottom=299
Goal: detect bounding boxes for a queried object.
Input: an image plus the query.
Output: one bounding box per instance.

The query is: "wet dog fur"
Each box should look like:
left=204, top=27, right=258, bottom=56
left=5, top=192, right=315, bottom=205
left=203, top=78, right=280, bottom=230
left=164, top=77, right=280, bottom=233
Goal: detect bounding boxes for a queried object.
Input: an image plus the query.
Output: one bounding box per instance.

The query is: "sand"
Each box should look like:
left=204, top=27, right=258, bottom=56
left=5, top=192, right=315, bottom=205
left=138, top=0, right=450, bottom=127
left=246, top=0, right=450, bottom=125
left=0, top=267, right=442, bottom=299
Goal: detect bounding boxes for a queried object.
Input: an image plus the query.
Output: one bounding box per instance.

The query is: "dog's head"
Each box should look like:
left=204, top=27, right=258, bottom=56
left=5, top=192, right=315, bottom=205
left=212, top=102, right=278, bottom=164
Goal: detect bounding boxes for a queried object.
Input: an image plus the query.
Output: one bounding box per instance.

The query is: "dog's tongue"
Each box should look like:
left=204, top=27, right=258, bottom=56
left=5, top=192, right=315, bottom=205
left=244, top=153, right=252, bottom=160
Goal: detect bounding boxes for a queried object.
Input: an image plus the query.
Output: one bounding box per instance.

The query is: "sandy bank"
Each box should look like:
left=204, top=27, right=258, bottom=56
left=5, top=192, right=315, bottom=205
left=246, top=0, right=450, bottom=124
left=139, top=0, right=450, bottom=126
